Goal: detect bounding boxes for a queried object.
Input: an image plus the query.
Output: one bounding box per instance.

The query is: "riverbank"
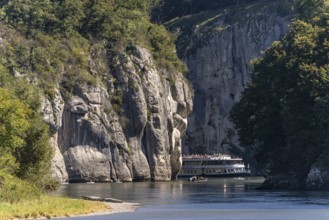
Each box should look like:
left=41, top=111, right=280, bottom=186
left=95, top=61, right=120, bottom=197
left=0, top=195, right=111, bottom=219
left=54, top=178, right=329, bottom=220
left=59, top=201, right=140, bottom=219
left=0, top=195, right=140, bottom=220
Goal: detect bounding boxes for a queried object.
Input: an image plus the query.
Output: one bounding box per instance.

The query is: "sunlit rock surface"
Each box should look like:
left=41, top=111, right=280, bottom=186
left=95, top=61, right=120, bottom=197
left=44, top=46, right=192, bottom=182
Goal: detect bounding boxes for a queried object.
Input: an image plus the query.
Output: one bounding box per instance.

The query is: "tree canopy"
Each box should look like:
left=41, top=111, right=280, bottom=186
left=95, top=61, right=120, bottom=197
left=0, top=0, right=184, bottom=97
left=230, top=4, right=329, bottom=187
left=0, top=69, right=52, bottom=189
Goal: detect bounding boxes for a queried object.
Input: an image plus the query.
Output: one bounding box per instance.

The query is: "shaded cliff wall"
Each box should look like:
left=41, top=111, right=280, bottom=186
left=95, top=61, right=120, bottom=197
left=167, top=2, right=291, bottom=154
left=43, top=46, right=192, bottom=182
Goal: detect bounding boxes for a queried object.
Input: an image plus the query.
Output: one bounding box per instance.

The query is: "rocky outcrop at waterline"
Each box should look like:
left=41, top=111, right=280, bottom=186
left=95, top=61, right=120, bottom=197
left=43, top=46, right=193, bottom=183
left=257, top=165, right=329, bottom=190
left=306, top=159, right=329, bottom=190
left=166, top=2, right=291, bottom=154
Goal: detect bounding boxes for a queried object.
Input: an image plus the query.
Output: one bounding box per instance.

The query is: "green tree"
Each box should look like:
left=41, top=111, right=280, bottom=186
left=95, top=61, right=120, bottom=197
left=8, top=79, right=52, bottom=183
left=15, top=115, right=52, bottom=185
left=55, top=0, right=86, bottom=34
left=295, top=0, right=326, bottom=19
left=230, top=14, right=329, bottom=188
left=0, top=70, right=53, bottom=188
left=0, top=88, right=30, bottom=153
left=4, top=0, right=59, bottom=34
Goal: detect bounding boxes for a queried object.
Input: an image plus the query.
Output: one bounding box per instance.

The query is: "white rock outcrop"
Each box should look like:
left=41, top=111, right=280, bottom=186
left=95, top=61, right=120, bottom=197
left=44, top=46, right=192, bottom=182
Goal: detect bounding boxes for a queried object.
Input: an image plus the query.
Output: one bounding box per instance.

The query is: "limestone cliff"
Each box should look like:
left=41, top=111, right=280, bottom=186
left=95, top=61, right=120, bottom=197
left=43, top=46, right=192, bottom=182
left=167, top=2, right=291, bottom=155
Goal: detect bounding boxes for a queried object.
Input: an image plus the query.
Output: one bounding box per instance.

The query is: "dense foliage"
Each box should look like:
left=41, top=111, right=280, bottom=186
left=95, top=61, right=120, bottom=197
left=0, top=69, right=53, bottom=194
left=0, top=0, right=184, bottom=90
left=231, top=0, right=329, bottom=187
left=295, top=0, right=326, bottom=19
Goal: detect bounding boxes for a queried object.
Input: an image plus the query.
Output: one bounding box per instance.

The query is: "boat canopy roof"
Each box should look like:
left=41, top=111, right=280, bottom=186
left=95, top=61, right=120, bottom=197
left=182, top=154, right=242, bottom=160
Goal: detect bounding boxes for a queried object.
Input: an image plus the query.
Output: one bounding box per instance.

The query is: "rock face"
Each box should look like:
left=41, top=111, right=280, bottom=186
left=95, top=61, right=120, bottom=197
left=44, top=46, right=193, bottom=182
left=260, top=162, right=329, bottom=190
left=306, top=167, right=329, bottom=190
left=167, top=2, right=291, bottom=154
left=306, top=156, right=329, bottom=190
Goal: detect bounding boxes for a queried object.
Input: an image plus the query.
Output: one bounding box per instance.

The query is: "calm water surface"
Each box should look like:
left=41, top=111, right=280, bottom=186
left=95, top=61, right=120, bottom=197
left=53, top=177, right=329, bottom=220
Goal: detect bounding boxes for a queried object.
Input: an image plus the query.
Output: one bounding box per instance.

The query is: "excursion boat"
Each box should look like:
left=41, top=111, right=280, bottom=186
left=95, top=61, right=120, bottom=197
left=178, top=154, right=250, bottom=178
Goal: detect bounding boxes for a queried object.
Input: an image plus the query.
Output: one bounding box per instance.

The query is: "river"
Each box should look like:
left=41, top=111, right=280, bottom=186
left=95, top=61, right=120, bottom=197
left=53, top=177, right=329, bottom=220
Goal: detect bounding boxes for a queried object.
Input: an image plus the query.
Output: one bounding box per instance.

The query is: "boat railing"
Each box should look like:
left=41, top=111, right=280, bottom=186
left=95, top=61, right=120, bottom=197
left=182, top=154, right=242, bottom=160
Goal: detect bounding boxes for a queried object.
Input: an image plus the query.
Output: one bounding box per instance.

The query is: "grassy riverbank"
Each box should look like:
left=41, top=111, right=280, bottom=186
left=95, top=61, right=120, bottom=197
left=0, top=173, right=110, bottom=219
left=0, top=195, right=110, bottom=219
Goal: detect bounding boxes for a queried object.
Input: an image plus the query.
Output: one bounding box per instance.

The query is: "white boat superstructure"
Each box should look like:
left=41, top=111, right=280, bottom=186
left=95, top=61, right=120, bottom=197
left=178, top=154, right=250, bottom=178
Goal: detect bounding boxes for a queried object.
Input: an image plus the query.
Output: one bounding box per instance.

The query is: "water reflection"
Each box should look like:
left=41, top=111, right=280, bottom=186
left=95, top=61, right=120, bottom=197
left=54, top=177, right=329, bottom=220
left=51, top=177, right=329, bottom=208
left=52, top=177, right=264, bottom=206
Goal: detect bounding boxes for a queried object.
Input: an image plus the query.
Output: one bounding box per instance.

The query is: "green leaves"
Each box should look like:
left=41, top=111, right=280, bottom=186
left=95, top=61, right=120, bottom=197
left=0, top=88, right=30, bottom=152
left=295, top=0, right=326, bottom=19
left=230, top=13, right=329, bottom=183
left=0, top=0, right=184, bottom=92
left=4, top=0, right=58, bottom=33
left=15, top=115, right=51, bottom=183
left=0, top=71, right=53, bottom=188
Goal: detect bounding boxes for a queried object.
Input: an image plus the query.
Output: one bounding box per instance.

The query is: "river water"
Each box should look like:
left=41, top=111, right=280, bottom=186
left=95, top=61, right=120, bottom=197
left=53, top=177, right=329, bottom=220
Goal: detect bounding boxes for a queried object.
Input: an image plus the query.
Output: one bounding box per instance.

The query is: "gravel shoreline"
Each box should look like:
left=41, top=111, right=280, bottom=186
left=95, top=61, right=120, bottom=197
left=53, top=202, right=140, bottom=219
left=77, top=201, right=141, bottom=217
left=106, top=202, right=141, bottom=214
